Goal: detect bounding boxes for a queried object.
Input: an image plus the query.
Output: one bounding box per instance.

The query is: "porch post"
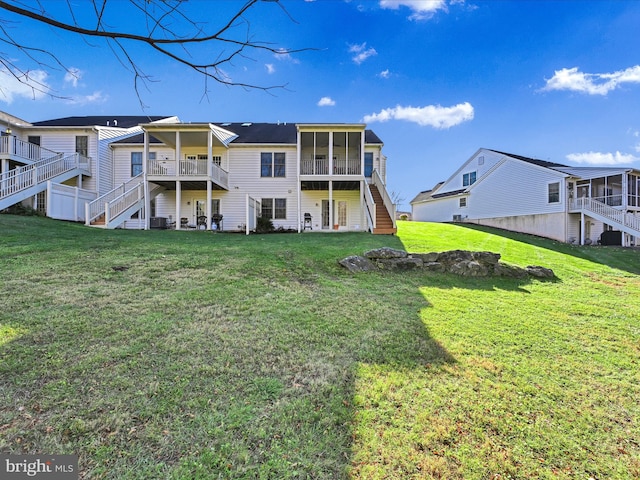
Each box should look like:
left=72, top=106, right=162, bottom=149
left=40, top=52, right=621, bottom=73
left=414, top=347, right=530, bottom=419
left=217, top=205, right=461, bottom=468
left=206, top=131, right=212, bottom=230
left=329, top=180, right=334, bottom=231
left=176, top=181, right=182, bottom=230
left=143, top=130, right=150, bottom=230
left=580, top=211, right=585, bottom=245
left=297, top=127, right=301, bottom=233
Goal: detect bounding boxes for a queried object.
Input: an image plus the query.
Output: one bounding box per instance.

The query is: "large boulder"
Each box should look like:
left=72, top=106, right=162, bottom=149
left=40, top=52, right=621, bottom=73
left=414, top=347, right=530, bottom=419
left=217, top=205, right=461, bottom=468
left=525, top=265, right=556, bottom=279
left=338, top=255, right=377, bottom=273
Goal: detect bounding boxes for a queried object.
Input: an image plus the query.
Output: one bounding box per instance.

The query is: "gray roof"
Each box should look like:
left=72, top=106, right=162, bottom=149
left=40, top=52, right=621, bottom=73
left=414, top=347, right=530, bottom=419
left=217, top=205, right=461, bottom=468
left=32, top=116, right=172, bottom=129
left=488, top=149, right=569, bottom=169
left=410, top=181, right=444, bottom=204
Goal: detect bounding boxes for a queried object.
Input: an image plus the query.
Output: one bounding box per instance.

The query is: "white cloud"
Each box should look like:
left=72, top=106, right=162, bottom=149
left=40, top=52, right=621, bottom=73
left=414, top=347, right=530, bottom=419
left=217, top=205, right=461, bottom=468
left=317, top=96, right=336, bottom=107
left=362, top=102, right=474, bottom=128
left=379, top=69, right=391, bottom=79
left=349, top=43, right=377, bottom=65
left=566, top=151, right=639, bottom=165
left=274, top=48, right=299, bottom=64
left=265, top=64, right=275, bottom=74
left=0, top=68, right=50, bottom=103
left=542, top=66, right=640, bottom=96
left=64, top=67, right=82, bottom=88
left=379, top=0, right=447, bottom=20
left=65, top=91, right=107, bottom=106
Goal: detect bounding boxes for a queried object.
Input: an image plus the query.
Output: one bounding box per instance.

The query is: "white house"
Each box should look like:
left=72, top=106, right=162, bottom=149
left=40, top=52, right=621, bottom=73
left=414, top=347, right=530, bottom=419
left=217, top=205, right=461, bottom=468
left=0, top=112, right=396, bottom=235
left=411, top=148, right=640, bottom=247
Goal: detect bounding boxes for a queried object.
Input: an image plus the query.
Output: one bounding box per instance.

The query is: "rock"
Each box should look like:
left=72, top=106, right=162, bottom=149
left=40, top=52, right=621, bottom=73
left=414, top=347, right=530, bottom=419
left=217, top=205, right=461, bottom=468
left=339, top=248, right=553, bottom=280
left=436, top=249, right=474, bottom=265
left=494, top=262, right=528, bottom=278
left=423, top=262, right=445, bottom=272
left=525, top=265, right=555, bottom=279
left=376, top=257, right=423, bottom=271
left=338, top=255, right=376, bottom=273
left=410, top=252, right=439, bottom=263
left=471, top=251, right=501, bottom=264
left=449, top=260, right=491, bottom=277
left=364, top=247, right=408, bottom=259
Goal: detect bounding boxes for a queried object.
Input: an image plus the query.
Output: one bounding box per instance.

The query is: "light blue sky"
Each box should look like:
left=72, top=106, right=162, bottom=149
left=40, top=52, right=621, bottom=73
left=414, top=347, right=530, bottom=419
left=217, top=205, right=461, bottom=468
left=1, top=0, right=640, bottom=209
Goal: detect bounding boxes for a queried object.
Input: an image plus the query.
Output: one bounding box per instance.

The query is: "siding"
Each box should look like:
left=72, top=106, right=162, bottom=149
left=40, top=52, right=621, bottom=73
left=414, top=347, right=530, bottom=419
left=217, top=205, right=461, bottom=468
left=467, top=160, right=566, bottom=219
left=435, top=149, right=507, bottom=194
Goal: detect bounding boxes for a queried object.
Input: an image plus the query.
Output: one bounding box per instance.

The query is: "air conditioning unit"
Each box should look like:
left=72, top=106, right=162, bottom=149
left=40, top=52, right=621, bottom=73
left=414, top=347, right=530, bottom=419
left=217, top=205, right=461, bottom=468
left=452, top=214, right=462, bottom=222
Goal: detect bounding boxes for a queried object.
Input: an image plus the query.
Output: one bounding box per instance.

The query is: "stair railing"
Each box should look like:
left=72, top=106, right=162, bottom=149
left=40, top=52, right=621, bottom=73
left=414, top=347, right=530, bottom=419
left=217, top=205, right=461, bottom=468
left=371, top=169, right=396, bottom=228
left=571, top=197, right=640, bottom=234
left=85, top=173, right=144, bottom=225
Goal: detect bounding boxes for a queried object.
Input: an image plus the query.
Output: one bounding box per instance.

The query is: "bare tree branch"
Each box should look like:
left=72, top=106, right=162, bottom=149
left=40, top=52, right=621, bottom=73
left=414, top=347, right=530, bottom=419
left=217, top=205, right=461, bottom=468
left=0, top=0, right=315, bottom=103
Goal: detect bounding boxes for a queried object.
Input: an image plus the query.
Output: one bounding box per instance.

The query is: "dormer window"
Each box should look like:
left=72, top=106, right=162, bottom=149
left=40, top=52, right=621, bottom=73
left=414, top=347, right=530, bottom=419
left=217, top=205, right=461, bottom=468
left=463, top=171, right=476, bottom=187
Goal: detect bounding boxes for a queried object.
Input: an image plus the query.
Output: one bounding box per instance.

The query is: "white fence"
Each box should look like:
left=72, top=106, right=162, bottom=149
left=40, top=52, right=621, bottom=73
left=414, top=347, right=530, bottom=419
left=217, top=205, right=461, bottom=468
left=246, top=195, right=261, bottom=235
left=47, top=182, right=97, bottom=222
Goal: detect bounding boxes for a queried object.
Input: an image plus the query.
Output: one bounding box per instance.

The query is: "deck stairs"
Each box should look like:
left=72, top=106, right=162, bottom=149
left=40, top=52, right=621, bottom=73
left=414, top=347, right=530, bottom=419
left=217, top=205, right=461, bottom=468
left=0, top=153, right=91, bottom=212
left=86, top=175, right=165, bottom=229
left=369, top=184, right=397, bottom=235
left=571, top=197, right=640, bottom=239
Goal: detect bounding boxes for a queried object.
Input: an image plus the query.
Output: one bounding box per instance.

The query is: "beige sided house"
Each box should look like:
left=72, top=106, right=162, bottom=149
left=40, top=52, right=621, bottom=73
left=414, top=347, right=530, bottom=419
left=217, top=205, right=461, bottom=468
left=0, top=112, right=396, bottom=235
left=411, top=148, right=640, bottom=247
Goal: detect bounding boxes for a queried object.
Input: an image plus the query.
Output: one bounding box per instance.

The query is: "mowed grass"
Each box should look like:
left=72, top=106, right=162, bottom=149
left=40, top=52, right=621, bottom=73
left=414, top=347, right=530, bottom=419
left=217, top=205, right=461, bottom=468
left=1, top=215, right=639, bottom=479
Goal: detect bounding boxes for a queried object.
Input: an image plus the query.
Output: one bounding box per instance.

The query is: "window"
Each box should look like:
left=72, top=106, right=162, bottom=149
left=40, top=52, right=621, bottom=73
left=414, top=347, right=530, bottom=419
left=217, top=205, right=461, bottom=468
left=459, top=197, right=467, bottom=207
left=212, top=156, right=222, bottom=166
left=261, top=152, right=286, bottom=177
left=364, top=152, right=373, bottom=177
left=76, top=136, right=88, bottom=157
left=548, top=182, right=560, bottom=203
left=28, top=136, right=41, bottom=146
left=131, top=152, right=142, bottom=176
left=261, top=198, right=286, bottom=219
left=463, top=171, right=476, bottom=187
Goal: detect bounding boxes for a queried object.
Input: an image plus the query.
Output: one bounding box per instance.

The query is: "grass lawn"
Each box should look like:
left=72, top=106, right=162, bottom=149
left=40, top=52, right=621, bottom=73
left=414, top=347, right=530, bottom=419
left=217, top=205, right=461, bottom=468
left=1, top=215, right=639, bottom=479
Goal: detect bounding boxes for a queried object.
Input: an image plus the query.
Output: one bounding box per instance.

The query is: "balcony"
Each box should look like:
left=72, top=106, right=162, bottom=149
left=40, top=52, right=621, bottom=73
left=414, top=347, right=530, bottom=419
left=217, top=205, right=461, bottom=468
left=147, top=158, right=229, bottom=189
left=300, top=156, right=361, bottom=176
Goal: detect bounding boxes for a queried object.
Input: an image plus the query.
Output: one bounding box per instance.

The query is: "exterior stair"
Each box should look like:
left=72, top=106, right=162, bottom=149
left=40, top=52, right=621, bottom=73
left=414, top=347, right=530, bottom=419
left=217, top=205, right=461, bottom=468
left=369, top=184, right=397, bottom=235
left=0, top=153, right=91, bottom=212
left=571, top=197, right=640, bottom=241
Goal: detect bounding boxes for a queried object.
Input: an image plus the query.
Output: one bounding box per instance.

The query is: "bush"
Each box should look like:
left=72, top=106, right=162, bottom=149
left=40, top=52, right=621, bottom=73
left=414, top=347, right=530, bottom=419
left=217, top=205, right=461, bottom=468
left=256, top=216, right=275, bottom=233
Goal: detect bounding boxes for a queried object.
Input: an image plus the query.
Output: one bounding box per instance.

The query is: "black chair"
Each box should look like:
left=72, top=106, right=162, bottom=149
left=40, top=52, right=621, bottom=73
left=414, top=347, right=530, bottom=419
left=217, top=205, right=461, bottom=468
left=196, top=216, right=207, bottom=229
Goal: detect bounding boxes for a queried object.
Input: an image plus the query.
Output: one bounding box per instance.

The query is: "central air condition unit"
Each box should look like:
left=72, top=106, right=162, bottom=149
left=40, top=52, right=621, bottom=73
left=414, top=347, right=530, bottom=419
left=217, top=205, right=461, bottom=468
left=452, top=214, right=463, bottom=222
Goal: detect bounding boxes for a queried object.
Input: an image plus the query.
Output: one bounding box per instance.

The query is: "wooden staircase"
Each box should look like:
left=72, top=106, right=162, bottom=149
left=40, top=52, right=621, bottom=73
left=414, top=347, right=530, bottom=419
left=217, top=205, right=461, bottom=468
left=369, top=184, right=397, bottom=235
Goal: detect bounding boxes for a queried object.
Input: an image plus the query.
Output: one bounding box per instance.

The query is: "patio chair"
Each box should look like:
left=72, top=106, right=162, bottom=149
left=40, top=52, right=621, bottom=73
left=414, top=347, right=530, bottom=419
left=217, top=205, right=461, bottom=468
left=303, top=213, right=312, bottom=230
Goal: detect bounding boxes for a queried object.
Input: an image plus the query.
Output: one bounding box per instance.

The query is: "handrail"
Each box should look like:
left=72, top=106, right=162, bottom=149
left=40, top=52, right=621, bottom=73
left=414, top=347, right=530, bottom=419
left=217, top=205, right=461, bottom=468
left=372, top=169, right=396, bottom=228
left=363, top=183, right=376, bottom=232
left=0, top=136, right=60, bottom=162
left=571, top=197, right=640, bottom=234
left=0, top=153, right=89, bottom=203
left=85, top=174, right=144, bottom=224
left=105, top=183, right=144, bottom=224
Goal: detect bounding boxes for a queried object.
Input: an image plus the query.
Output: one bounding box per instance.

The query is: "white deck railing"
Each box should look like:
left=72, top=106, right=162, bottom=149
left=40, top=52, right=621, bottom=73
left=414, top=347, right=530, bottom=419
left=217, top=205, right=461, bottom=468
left=147, top=158, right=228, bottom=187
left=300, top=155, right=361, bottom=175
left=105, top=183, right=144, bottom=224
left=571, top=197, right=640, bottom=234
left=372, top=169, right=396, bottom=228
left=0, top=153, right=90, bottom=203
left=0, top=136, right=60, bottom=163
left=85, top=174, right=144, bottom=224
left=363, top=183, right=376, bottom=232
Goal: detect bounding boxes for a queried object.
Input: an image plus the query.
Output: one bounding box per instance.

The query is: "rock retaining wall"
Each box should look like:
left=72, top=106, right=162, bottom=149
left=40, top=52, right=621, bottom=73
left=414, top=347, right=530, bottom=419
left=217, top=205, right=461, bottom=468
left=339, top=247, right=555, bottom=279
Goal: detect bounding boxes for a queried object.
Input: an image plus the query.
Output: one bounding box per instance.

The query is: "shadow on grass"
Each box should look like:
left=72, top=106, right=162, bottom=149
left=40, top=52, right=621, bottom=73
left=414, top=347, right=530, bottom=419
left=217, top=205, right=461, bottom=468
left=458, top=223, right=640, bottom=276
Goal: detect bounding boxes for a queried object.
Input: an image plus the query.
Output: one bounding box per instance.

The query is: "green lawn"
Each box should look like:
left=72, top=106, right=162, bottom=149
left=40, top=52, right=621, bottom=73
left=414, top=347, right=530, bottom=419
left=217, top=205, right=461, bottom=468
left=1, top=215, right=639, bottom=479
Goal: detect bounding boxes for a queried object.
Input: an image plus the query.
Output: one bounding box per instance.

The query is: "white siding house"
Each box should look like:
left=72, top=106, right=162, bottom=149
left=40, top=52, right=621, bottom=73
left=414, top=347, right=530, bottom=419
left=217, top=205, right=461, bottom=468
left=1, top=112, right=396, bottom=235
left=411, top=148, right=640, bottom=247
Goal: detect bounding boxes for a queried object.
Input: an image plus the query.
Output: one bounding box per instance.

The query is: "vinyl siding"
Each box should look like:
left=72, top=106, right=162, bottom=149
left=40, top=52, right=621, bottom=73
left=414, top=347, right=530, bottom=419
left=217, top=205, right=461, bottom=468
left=467, top=159, right=566, bottom=219
left=436, top=149, right=506, bottom=194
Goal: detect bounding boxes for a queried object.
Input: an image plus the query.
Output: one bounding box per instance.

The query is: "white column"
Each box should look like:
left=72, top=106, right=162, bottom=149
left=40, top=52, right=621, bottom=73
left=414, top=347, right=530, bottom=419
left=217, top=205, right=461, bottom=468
left=143, top=131, right=150, bottom=230
left=329, top=180, right=334, bottom=230
left=580, top=211, right=585, bottom=245
left=297, top=128, right=301, bottom=232
left=176, top=181, right=182, bottom=230
left=206, top=131, right=212, bottom=229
